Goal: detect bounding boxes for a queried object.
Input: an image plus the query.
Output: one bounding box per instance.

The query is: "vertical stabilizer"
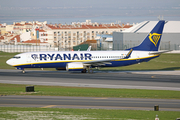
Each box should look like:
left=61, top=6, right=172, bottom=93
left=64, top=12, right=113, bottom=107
left=127, top=20, right=165, bottom=51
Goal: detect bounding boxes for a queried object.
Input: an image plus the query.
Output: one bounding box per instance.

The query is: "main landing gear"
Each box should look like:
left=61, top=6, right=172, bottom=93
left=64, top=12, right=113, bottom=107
left=81, top=66, right=93, bottom=73
left=81, top=69, right=87, bottom=73
left=87, top=66, right=93, bottom=73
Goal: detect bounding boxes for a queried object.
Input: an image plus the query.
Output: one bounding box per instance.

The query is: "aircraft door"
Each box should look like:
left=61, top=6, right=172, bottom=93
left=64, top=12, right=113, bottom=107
left=136, top=53, right=140, bottom=62
left=26, top=54, right=31, bottom=63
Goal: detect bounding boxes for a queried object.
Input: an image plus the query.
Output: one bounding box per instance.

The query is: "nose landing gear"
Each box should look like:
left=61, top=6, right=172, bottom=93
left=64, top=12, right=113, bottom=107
left=16, top=67, right=25, bottom=73
left=22, top=69, right=25, bottom=74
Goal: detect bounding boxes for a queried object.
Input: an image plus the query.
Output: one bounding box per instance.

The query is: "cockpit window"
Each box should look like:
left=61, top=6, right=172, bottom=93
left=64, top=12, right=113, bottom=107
left=13, top=56, right=21, bottom=59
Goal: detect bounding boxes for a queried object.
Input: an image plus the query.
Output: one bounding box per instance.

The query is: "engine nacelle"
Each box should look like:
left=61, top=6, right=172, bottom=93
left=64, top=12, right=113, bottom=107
left=66, top=62, right=84, bottom=71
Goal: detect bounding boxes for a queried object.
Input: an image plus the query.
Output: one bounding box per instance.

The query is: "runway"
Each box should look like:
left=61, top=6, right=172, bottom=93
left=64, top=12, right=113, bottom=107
left=0, top=69, right=180, bottom=91
left=0, top=69, right=180, bottom=111
left=1, top=95, right=180, bottom=111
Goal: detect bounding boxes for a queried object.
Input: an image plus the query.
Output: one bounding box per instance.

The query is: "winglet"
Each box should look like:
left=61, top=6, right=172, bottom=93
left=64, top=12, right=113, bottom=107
left=87, top=46, right=91, bottom=51
left=124, top=49, right=133, bottom=59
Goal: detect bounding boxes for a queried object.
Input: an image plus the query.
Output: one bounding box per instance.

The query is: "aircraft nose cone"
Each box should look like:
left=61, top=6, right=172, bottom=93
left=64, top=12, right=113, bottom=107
left=6, top=59, right=13, bottom=66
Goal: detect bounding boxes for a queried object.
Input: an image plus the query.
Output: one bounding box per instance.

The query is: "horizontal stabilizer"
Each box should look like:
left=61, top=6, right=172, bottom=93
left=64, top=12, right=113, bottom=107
left=149, top=50, right=172, bottom=55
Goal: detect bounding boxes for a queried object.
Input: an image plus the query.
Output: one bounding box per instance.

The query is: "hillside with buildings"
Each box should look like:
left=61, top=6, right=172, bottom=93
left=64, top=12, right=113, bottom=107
left=0, top=20, right=132, bottom=51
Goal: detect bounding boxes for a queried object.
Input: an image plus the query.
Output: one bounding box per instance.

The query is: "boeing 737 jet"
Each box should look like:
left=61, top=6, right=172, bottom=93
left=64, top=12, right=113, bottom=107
left=6, top=20, right=166, bottom=73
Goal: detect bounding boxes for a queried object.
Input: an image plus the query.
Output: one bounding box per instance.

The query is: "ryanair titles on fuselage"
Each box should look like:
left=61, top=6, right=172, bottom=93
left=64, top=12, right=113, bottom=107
left=31, top=53, right=92, bottom=61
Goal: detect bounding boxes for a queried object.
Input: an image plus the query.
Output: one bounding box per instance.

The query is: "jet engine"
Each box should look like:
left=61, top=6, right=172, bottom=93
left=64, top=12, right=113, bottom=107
left=66, top=62, right=84, bottom=71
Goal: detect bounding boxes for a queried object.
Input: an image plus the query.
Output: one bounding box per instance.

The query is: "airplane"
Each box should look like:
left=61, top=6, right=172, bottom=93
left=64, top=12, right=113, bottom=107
left=6, top=20, right=166, bottom=73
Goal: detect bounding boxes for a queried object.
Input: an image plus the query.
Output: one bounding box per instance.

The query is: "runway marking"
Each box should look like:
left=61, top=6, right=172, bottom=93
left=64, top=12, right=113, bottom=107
left=151, top=76, right=155, bottom=78
left=93, top=98, right=108, bottom=99
left=41, top=105, right=56, bottom=108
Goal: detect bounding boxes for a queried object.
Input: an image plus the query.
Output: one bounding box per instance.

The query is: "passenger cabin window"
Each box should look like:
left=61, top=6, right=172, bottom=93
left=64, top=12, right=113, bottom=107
left=13, top=56, right=21, bottom=59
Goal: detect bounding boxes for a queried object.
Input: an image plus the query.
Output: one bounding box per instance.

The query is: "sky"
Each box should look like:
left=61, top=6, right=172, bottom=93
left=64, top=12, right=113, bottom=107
left=0, top=0, right=180, bottom=24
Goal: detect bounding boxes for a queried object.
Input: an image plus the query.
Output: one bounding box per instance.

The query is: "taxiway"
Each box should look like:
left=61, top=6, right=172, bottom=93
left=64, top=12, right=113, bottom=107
left=1, top=95, right=180, bottom=111
left=0, top=69, right=180, bottom=91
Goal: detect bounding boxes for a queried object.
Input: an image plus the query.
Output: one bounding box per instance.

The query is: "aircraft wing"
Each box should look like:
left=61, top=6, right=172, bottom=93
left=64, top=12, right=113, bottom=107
left=83, top=49, right=133, bottom=66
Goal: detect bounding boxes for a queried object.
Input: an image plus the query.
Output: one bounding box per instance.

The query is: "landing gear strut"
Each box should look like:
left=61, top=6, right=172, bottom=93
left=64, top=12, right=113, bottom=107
left=81, top=69, right=87, bottom=73
left=81, top=66, right=93, bottom=73
left=22, top=68, right=25, bottom=74
left=16, top=67, right=25, bottom=74
left=87, top=66, right=93, bottom=73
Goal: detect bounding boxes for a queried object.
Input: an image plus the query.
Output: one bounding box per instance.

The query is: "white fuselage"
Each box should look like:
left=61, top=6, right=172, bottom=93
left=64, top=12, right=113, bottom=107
left=6, top=50, right=158, bottom=69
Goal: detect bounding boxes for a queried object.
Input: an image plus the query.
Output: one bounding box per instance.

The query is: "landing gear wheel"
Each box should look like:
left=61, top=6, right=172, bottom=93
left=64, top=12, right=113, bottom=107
left=81, top=69, right=87, bottom=73
left=22, top=70, right=25, bottom=74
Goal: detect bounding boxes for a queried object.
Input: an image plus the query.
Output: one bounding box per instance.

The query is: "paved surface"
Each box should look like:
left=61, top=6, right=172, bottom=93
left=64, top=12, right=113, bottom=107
left=0, top=69, right=180, bottom=111
left=1, top=95, right=180, bottom=111
left=0, top=69, right=180, bottom=91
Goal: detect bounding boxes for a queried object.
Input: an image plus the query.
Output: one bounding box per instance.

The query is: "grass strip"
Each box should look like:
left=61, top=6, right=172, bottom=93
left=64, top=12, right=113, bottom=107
left=0, top=107, right=180, bottom=120
left=0, top=83, right=180, bottom=99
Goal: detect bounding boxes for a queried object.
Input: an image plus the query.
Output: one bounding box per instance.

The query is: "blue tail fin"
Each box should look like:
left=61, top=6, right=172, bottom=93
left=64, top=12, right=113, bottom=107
left=127, top=20, right=165, bottom=51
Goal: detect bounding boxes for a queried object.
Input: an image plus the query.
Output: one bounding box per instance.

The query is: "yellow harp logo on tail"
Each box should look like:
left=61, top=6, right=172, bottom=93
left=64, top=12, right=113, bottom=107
left=149, top=33, right=162, bottom=47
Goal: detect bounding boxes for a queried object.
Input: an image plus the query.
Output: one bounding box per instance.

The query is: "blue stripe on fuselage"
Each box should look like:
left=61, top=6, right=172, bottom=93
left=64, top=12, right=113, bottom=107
left=15, top=55, right=159, bottom=68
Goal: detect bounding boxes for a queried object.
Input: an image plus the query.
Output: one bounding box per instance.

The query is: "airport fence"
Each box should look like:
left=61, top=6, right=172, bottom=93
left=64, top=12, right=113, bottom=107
left=0, top=45, right=59, bottom=53
left=1, top=42, right=180, bottom=53
left=115, top=41, right=180, bottom=51
left=160, top=42, right=180, bottom=50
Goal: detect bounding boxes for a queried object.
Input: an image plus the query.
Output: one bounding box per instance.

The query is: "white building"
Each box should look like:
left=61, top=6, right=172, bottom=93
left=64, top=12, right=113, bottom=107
left=44, top=20, right=132, bottom=49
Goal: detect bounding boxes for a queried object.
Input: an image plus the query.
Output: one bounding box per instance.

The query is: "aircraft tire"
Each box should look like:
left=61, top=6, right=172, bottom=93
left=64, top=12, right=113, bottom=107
left=22, top=70, right=25, bottom=74
left=81, top=69, right=87, bottom=73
